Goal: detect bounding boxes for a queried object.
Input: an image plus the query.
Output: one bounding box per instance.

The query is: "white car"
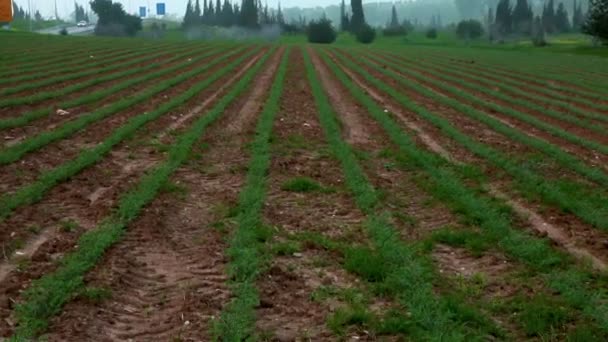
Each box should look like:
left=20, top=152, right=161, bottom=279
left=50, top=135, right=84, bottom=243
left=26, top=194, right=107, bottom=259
left=77, top=21, right=88, bottom=27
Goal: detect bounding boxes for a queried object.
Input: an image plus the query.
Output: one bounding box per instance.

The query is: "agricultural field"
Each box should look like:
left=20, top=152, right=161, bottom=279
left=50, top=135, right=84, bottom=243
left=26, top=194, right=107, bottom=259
left=0, top=31, right=608, bottom=341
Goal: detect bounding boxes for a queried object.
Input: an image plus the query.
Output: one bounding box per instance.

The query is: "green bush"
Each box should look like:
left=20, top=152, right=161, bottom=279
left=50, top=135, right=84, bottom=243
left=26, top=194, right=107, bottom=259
left=356, top=24, right=376, bottom=44
left=59, top=28, right=68, bottom=35
left=307, top=18, right=337, bottom=44
left=456, top=19, right=484, bottom=40
left=426, top=28, right=438, bottom=39
left=382, top=25, right=408, bottom=37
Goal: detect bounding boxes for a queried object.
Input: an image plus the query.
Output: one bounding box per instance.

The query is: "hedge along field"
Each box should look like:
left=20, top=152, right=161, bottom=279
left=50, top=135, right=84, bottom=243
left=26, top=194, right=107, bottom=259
left=1, top=32, right=608, bottom=341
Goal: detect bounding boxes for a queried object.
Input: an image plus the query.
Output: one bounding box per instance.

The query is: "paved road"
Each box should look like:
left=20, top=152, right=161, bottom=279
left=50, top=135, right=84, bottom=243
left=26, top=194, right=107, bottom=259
left=37, top=25, right=94, bottom=35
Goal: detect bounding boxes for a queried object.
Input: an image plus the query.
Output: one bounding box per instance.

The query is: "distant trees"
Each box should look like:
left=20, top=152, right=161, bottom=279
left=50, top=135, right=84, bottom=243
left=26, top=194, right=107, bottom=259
left=572, top=0, right=586, bottom=31
left=11, top=1, right=28, bottom=20
left=584, top=0, right=608, bottom=43
left=90, top=0, right=142, bottom=36
left=182, top=0, right=285, bottom=30
left=356, top=23, right=375, bottom=43
left=383, top=4, right=408, bottom=36
left=339, top=0, right=350, bottom=32
left=350, top=0, right=365, bottom=33
left=75, top=2, right=89, bottom=22
left=512, top=0, right=533, bottom=34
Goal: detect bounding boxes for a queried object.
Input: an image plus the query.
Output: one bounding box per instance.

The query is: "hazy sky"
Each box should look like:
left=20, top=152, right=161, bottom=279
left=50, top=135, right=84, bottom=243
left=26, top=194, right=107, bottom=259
left=22, top=0, right=390, bottom=18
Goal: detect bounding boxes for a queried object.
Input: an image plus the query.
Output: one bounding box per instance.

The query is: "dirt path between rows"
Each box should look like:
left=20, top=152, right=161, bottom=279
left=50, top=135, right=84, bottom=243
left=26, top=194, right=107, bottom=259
left=3, top=49, right=283, bottom=340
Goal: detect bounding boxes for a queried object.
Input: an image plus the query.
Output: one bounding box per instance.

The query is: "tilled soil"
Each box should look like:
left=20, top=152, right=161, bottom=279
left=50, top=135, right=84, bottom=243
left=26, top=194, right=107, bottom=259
left=5, top=49, right=284, bottom=341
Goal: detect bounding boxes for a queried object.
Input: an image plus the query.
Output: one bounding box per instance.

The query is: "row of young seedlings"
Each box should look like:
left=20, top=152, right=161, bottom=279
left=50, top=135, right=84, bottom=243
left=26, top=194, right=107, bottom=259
left=362, top=52, right=608, bottom=157
left=420, top=47, right=608, bottom=95
left=332, top=50, right=608, bottom=232
left=0, top=44, right=227, bottom=130
left=0, top=42, right=179, bottom=97
left=401, top=50, right=608, bottom=115
left=0, top=42, right=201, bottom=108
left=0, top=47, right=260, bottom=222
left=7, top=47, right=275, bottom=342
left=0, top=42, right=174, bottom=88
left=0, top=46, right=250, bottom=165
left=317, top=48, right=608, bottom=338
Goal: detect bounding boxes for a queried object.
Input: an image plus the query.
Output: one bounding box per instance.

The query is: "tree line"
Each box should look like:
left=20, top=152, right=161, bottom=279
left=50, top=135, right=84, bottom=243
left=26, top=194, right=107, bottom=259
left=182, top=0, right=285, bottom=29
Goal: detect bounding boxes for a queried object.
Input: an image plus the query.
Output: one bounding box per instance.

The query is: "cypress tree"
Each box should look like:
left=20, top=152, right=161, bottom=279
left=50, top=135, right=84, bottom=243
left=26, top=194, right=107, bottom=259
left=495, top=0, right=513, bottom=35
left=350, top=0, right=365, bottom=32
left=583, top=0, right=608, bottom=43
left=555, top=2, right=571, bottom=32
left=542, top=0, right=556, bottom=33
left=389, top=4, right=399, bottom=28
left=216, top=0, right=222, bottom=24
left=182, top=0, right=195, bottom=28
left=513, top=0, right=533, bottom=34
left=277, top=2, right=284, bottom=26
left=240, top=0, right=259, bottom=28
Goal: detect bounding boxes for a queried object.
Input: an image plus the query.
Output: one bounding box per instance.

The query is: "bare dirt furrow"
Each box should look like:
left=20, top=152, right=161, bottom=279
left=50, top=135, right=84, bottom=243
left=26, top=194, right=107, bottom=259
left=0, top=48, right=253, bottom=197
left=328, top=51, right=608, bottom=272
left=39, top=49, right=283, bottom=342
left=253, top=49, right=380, bottom=341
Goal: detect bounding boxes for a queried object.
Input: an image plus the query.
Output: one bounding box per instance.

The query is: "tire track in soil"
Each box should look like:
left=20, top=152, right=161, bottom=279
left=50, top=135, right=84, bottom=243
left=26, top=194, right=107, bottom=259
left=255, top=49, right=374, bottom=341
left=328, top=51, right=608, bottom=272
left=40, top=49, right=284, bottom=342
left=0, top=44, right=199, bottom=121
left=0, top=48, right=253, bottom=197
left=348, top=52, right=608, bottom=186
left=312, top=49, right=559, bottom=339
left=0, top=52, right=268, bottom=336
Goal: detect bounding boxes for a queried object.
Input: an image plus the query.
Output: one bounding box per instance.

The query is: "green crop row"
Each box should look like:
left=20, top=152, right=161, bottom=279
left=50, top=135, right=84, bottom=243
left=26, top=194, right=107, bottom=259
left=0, top=47, right=258, bottom=221
left=0, top=43, right=179, bottom=97
left=362, top=52, right=608, bottom=158
left=379, top=51, right=608, bottom=127
left=0, top=43, right=174, bottom=87
left=0, top=47, right=249, bottom=165
left=0, top=43, right=200, bottom=108
left=214, top=48, right=288, bottom=341
left=332, top=49, right=608, bottom=235
left=8, top=47, right=272, bottom=342
left=399, top=51, right=608, bottom=114
left=306, top=49, right=501, bottom=340
left=319, top=48, right=608, bottom=338
left=0, top=45, right=220, bottom=130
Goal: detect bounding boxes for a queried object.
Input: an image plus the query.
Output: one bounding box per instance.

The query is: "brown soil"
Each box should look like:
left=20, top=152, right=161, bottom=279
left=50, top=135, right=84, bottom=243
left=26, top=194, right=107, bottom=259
left=256, top=48, right=371, bottom=340
left=1, top=49, right=283, bottom=340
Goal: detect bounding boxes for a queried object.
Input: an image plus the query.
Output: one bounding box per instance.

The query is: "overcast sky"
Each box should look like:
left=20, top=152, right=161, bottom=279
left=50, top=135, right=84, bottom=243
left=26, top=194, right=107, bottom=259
left=22, top=0, right=391, bottom=18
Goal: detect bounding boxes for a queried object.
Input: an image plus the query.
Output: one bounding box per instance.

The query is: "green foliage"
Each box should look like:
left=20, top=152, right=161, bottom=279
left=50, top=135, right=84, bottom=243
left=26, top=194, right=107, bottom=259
left=281, top=177, right=324, bottom=192
left=356, top=23, right=376, bottom=44
left=59, top=28, right=68, bottom=36
left=90, top=0, right=142, bottom=37
left=456, top=19, right=484, bottom=40
left=307, top=18, right=337, bottom=44
left=426, top=28, right=438, bottom=39
left=584, top=0, right=608, bottom=43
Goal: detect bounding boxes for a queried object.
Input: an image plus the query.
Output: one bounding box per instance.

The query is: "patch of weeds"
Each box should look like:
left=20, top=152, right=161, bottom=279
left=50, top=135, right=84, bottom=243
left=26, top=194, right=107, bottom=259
left=210, top=221, right=228, bottom=234
left=311, top=256, right=331, bottom=268
left=161, top=181, right=188, bottom=199
left=383, top=161, right=397, bottom=170
left=284, top=134, right=308, bottom=150
left=15, top=257, right=30, bottom=272
left=77, top=286, right=112, bottom=303
left=27, top=225, right=42, bottom=234
left=376, top=309, right=414, bottom=334
left=60, top=219, right=79, bottom=233
left=444, top=293, right=505, bottom=338
left=311, top=285, right=340, bottom=302
left=432, top=229, right=490, bottom=257
left=270, top=241, right=301, bottom=256
left=148, top=138, right=170, bottom=153
left=253, top=224, right=275, bottom=243
left=281, top=177, right=324, bottom=193
left=515, top=294, right=573, bottom=337
left=327, top=305, right=376, bottom=335
left=344, top=247, right=388, bottom=283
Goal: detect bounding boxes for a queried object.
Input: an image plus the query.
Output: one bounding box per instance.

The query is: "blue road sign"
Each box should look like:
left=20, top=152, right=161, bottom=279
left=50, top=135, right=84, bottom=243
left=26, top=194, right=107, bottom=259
left=139, top=6, right=146, bottom=17
left=156, top=3, right=165, bottom=15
